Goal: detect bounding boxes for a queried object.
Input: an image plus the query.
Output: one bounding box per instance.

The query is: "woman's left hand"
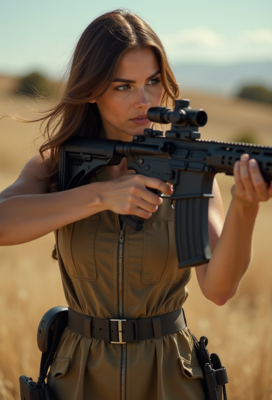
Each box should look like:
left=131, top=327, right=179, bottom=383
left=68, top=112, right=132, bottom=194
left=232, top=153, right=272, bottom=206
left=196, top=153, right=272, bottom=305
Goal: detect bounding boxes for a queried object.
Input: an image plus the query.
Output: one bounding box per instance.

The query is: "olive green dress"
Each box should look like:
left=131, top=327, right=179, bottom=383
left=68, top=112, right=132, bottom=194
left=47, top=168, right=205, bottom=400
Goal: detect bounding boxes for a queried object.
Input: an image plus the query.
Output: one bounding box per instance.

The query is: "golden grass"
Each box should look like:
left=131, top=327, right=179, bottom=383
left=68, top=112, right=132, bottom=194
left=0, top=93, right=272, bottom=399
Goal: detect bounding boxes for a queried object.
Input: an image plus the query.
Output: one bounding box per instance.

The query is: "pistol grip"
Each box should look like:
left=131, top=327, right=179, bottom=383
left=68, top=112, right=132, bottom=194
left=119, top=215, right=145, bottom=231
left=119, top=188, right=160, bottom=230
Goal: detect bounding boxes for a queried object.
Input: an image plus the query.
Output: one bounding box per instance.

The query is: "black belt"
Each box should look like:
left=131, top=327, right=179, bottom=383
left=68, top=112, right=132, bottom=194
left=67, top=308, right=187, bottom=344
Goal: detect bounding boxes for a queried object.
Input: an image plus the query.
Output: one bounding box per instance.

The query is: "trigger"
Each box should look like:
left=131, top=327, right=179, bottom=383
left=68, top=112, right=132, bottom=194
left=148, top=188, right=161, bottom=197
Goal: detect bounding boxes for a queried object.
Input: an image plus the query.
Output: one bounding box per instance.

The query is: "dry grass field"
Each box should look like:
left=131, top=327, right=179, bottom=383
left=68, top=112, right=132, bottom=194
left=0, top=81, right=272, bottom=399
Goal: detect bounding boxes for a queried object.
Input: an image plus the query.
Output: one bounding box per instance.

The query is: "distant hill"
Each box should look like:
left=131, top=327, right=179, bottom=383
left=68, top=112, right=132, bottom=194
left=0, top=75, right=19, bottom=96
left=173, top=61, right=272, bottom=96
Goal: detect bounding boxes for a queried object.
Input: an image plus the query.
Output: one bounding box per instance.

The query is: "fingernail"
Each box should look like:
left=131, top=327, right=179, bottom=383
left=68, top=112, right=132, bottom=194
left=249, top=159, right=257, bottom=168
left=241, top=154, right=249, bottom=161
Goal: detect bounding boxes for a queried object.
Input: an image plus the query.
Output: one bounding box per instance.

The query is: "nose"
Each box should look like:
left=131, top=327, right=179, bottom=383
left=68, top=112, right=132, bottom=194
left=134, top=88, right=151, bottom=110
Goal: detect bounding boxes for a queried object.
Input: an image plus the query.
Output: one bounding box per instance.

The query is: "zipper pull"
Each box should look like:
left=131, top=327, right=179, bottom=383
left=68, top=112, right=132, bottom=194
left=119, top=229, right=124, bottom=244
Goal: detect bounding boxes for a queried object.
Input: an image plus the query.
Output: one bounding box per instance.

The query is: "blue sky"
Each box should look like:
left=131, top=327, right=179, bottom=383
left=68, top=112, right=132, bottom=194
left=1, top=0, right=272, bottom=79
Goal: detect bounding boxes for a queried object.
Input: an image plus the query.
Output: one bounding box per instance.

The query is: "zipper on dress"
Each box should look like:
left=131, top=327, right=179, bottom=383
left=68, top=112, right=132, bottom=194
left=118, top=223, right=124, bottom=317
left=118, top=219, right=126, bottom=400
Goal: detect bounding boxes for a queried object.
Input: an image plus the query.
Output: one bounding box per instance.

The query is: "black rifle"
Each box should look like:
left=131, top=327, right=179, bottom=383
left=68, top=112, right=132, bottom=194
left=59, top=99, right=272, bottom=269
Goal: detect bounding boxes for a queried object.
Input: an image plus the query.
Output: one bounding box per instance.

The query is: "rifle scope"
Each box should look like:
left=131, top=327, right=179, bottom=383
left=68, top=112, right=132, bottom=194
left=147, top=99, right=207, bottom=127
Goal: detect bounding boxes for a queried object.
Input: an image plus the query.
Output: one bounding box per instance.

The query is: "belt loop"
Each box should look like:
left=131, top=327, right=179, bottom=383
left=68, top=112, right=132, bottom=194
left=152, top=316, right=162, bottom=339
left=131, top=320, right=138, bottom=342
left=106, top=319, right=111, bottom=342
left=84, top=317, right=92, bottom=339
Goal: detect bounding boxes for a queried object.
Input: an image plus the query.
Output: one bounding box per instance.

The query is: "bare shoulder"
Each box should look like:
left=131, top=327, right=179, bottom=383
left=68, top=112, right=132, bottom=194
left=0, top=153, right=50, bottom=199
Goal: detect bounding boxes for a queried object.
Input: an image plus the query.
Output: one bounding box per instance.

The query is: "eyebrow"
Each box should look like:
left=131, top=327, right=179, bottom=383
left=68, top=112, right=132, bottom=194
left=112, top=70, right=161, bottom=83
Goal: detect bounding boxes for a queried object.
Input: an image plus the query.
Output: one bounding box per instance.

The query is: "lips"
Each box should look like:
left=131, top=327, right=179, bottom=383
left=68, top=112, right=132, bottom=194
left=130, top=114, right=149, bottom=124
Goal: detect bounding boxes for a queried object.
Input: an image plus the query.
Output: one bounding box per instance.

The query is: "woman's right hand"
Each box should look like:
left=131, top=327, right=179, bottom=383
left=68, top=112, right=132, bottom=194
left=100, top=173, right=173, bottom=219
left=0, top=154, right=172, bottom=245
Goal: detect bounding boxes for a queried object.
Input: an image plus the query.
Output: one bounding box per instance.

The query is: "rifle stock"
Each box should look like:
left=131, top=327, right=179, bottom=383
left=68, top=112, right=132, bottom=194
left=59, top=99, right=272, bottom=268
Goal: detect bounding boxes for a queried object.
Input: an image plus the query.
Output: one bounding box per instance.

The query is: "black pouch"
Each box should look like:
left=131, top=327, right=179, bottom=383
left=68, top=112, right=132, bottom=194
left=19, top=306, right=68, bottom=400
left=19, top=375, right=54, bottom=400
left=192, top=335, right=228, bottom=400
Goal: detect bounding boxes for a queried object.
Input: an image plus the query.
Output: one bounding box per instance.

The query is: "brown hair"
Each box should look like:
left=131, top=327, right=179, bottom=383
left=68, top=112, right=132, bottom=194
left=37, top=9, right=179, bottom=191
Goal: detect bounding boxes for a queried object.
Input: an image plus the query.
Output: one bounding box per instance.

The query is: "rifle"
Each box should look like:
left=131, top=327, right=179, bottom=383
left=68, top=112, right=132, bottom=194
left=59, top=99, right=272, bottom=268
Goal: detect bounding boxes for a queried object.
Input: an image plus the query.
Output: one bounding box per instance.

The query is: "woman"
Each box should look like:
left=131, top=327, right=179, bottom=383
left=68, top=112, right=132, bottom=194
left=1, top=9, right=271, bottom=400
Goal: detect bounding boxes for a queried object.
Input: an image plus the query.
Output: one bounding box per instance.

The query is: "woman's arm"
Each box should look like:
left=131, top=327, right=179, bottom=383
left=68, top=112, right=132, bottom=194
left=0, top=155, right=106, bottom=245
left=0, top=155, right=172, bottom=246
left=196, top=154, right=272, bottom=305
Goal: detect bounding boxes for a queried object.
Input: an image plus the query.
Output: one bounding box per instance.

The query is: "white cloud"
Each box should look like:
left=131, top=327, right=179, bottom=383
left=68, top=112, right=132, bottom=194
left=161, top=27, right=224, bottom=50
left=241, top=29, right=272, bottom=45
left=160, top=27, right=272, bottom=64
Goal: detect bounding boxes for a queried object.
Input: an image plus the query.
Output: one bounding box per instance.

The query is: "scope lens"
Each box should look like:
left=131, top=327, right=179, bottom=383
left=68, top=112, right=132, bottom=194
left=196, top=110, right=207, bottom=126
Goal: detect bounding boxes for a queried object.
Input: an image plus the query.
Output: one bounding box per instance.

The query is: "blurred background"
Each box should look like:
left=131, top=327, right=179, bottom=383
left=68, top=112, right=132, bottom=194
left=0, top=1, right=272, bottom=399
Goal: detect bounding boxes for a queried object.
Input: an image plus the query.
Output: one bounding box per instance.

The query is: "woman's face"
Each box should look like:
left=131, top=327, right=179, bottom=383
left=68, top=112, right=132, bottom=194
left=93, top=47, right=163, bottom=141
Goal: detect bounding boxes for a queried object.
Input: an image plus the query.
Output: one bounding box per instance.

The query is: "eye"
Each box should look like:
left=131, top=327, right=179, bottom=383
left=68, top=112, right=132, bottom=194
left=115, top=84, right=131, bottom=91
left=147, top=77, right=161, bottom=85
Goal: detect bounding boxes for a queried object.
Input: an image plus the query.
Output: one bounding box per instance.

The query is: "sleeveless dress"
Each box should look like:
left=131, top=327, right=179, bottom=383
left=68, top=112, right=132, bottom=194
left=47, top=167, right=205, bottom=400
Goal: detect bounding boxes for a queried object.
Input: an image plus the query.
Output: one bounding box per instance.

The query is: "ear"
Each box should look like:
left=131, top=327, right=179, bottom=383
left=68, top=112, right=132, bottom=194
left=89, top=100, right=96, bottom=104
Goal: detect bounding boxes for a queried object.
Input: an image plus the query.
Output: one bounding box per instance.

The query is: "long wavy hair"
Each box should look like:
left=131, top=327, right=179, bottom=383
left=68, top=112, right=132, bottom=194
left=35, top=9, right=180, bottom=191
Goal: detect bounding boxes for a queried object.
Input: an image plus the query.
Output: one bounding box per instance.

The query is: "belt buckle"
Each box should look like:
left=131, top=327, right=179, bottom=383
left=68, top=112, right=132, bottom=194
left=110, top=319, right=126, bottom=344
